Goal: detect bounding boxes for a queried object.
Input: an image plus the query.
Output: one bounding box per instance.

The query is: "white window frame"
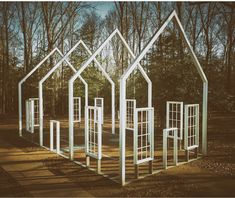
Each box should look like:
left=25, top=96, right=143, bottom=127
left=166, top=101, right=183, bottom=140
left=73, top=97, right=81, bottom=123
left=50, top=120, right=60, bottom=154
left=94, top=98, right=104, bottom=124
left=126, top=99, right=136, bottom=131
left=85, top=106, right=102, bottom=160
left=134, top=107, right=154, bottom=165
left=184, top=104, right=199, bottom=150
left=25, top=98, right=39, bottom=133
left=163, top=127, right=178, bottom=169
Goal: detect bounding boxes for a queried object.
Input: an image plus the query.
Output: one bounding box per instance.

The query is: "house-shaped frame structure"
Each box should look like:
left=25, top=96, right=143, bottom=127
left=18, top=10, right=208, bottom=187
left=119, top=10, right=208, bottom=185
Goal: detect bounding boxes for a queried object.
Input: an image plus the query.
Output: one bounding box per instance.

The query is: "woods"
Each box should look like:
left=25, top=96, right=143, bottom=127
left=0, top=2, right=234, bottom=116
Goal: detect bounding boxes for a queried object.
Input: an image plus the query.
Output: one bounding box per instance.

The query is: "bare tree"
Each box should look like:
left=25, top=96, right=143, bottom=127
left=130, top=2, right=150, bottom=54
left=198, top=3, right=217, bottom=73
left=17, top=2, right=39, bottom=74
left=0, top=2, right=14, bottom=114
left=221, top=4, right=235, bottom=93
left=41, top=2, right=82, bottom=52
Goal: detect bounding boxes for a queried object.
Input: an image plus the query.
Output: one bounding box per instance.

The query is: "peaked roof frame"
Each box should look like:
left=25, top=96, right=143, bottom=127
left=18, top=47, right=87, bottom=137
left=119, top=10, right=208, bottom=185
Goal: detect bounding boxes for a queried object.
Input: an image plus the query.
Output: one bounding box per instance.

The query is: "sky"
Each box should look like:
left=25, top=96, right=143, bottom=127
left=89, top=1, right=115, bottom=18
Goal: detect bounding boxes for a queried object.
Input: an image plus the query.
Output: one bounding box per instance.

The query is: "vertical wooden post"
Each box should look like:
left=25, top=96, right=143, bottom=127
left=149, top=161, right=153, bottom=174
left=86, top=155, right=90, bottom=167
left=173, top=130, right=178, bottom=166
left=163, top=129, right=167, bottom=169
left=135, top=164, right=139, bottom=179
left=185, top=150, right=189, bottom=162
left=195, top=147, right=198, bottom=158
left=56, top=121, right=60, bottom=154
left=50, top=121, right=53, bottom=151
left=97, top=159, right=101, bottom=174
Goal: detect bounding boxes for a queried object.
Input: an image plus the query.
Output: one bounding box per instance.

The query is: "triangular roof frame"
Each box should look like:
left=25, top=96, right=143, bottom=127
left=69, top=29, right=152, bottom=87
left=121, top=10, right=207, bottom=83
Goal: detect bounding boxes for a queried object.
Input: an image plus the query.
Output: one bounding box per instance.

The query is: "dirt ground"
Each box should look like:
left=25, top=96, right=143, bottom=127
left=0, top=112, right=234, bottom=197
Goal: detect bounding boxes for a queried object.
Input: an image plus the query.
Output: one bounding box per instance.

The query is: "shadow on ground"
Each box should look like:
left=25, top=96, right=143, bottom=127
left=0, top=113, right=234, bottom=197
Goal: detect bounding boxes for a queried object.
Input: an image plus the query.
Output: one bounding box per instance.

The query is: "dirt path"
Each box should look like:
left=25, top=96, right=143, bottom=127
left=0, top=113, right=234, bottom=197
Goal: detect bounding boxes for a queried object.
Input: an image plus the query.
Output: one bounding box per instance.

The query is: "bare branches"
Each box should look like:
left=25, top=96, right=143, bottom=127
left=0, top=2, right=235, bottom=114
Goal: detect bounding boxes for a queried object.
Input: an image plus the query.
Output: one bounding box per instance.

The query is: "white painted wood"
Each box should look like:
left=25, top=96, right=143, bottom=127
left=163, top=127, right=178, bottom=169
